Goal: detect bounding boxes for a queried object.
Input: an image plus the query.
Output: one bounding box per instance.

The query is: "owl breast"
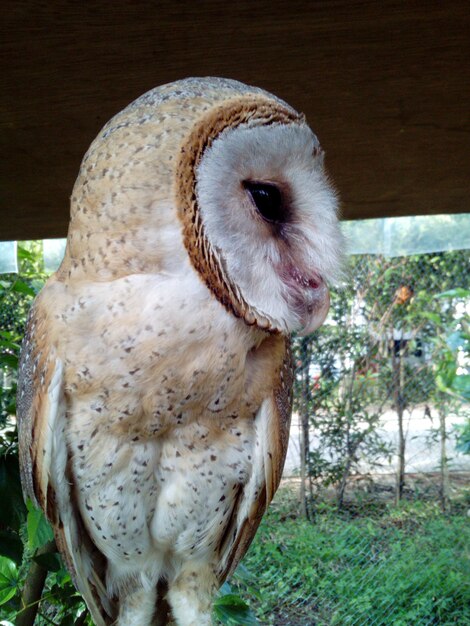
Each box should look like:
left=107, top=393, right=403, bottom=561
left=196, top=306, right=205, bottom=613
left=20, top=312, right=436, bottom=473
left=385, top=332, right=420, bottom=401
left=48, top=271, right=281, bottom=578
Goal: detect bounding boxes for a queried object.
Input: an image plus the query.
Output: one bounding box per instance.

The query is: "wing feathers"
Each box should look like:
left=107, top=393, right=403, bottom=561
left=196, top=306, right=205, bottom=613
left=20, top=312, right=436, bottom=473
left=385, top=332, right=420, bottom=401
left=17, top=306, right=116, bottom=625
left=218, top=339, right=293, bottom=581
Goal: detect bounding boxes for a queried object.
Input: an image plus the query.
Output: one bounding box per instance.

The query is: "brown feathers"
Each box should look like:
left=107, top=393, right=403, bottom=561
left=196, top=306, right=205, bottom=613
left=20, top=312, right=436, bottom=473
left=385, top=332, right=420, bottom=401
left=175, top=95, right=303, bottom=330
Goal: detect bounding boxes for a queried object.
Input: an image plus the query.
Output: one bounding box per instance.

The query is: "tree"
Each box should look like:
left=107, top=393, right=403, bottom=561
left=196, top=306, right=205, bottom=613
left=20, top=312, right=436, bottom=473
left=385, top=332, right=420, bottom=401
left=293, top=264, right=394, bottom=511
left=420, top=288, right=470, bottom=511
left=0, top=243, right=85, bottom=625
left=293, top=249, right=469, bottom=512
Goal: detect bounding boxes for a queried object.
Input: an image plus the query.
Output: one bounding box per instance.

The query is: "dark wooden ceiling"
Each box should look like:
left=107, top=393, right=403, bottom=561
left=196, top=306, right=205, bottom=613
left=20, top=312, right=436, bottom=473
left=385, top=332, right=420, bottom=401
left=1, top=1, right=469, bottom=241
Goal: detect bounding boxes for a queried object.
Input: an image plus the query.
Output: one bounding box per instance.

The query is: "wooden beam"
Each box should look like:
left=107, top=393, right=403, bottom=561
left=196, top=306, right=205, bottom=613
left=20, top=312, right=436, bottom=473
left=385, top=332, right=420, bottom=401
left=1, top=1, right=469, bottom=241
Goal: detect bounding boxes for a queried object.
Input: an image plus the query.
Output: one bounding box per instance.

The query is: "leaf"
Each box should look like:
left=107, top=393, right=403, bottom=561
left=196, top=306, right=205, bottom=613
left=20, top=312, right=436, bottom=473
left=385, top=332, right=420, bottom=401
left=0, top=339, right=21, bottom=351
left=419, top=311, right=442, bottom=324
left=16, top=247, right=35, bottom=261
left=0, top=352, right=18, bottom=369
left=27, top=500, right=54, bottom=550
left=452, top=375, right=470, bottom=400
left=213, top=594, right=258, bottom=625
left=446, top=331, right=467, bottom=352
left=4, top=401, right=17, bottom=416
left=10, top=279, right=36, bottom=297
left=435, top=374, right=451, bottom=394
left=0, top=331, right=21, bottom=342
left=0, top=531, right=23, bottom=565
left=53, top=567, right=72, bottom=587
left=0, top=557, right=18, bottom=606
left=436, top=288, right=470, bottom=299
left=456, top=428, right=470, bottom=454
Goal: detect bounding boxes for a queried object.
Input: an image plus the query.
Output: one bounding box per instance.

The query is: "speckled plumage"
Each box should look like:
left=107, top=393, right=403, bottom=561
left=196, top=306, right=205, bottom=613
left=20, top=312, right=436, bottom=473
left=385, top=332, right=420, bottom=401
left=17, top=78, right=342, bottom=625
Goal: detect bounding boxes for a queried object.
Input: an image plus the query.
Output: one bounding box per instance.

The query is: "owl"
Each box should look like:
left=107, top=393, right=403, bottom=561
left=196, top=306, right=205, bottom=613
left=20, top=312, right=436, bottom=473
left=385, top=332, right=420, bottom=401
left=17, top=78, right=342, bottom=625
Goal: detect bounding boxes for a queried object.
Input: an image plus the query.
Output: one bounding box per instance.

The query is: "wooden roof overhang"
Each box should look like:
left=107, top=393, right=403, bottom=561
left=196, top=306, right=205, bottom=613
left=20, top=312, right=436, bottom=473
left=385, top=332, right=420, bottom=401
left=1, top=1, right=469, bottom=241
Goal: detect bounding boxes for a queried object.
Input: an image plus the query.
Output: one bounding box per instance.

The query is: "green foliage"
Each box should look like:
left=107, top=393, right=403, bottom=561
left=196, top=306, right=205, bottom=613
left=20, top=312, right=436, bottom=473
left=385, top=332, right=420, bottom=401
left=26, top=500, right=54, bottom=551
left=433, top=289, right=470, bottom=400
left=1, top=242, right=48, bottom=431
left=237, top=490, right=470, bottom=625
left=456, top=418, right=470, bottom=454
left=293, top=250, right=470, bottom=508
left=214, top=591, right=258, bottom=625
left=0, top=556, right=19, bottom=606
left=0, top=246, right=31, bottom=614
left=0, top=244, right=89, bottom=625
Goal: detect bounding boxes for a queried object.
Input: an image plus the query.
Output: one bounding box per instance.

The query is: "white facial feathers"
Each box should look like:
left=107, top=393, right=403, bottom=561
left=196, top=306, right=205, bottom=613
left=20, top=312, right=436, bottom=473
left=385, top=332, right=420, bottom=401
left=195, top=122, right=343, bottom=334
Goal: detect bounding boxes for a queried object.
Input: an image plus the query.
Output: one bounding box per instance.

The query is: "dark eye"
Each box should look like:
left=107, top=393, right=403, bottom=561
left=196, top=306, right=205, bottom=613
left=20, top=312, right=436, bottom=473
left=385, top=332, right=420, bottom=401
left=243, top=181, right=285, bottom=223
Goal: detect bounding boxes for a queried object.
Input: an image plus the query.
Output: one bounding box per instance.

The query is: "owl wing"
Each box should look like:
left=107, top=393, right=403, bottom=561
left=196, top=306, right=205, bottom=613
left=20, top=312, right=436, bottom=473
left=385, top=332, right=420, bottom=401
left=217, top=339, right=293, bottom=582
left=17, top=303, right=116, bottom=626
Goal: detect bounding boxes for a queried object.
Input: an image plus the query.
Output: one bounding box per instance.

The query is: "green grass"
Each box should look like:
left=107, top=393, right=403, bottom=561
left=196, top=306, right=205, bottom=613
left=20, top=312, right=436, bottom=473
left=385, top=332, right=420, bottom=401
left=233, top=490, right=470, bottom=625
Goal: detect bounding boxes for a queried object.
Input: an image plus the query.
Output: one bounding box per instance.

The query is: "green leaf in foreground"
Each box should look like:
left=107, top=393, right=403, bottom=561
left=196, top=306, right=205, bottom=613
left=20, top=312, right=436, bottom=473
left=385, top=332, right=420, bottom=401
left=0, top=556, right=19, bottom=606
left=10, top=279, right=36, bottom=297
left=27, top=499, right=54, bottom=550
left=0, top=352, right=18, bottom=369
left=436, top=287, right=470, bottom=299
left=213, top=593, right=258, bottom=625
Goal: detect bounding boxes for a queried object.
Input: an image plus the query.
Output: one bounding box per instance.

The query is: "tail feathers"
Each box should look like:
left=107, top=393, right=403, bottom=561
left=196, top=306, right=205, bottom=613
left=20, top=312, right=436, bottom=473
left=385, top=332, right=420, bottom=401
left=54, top=516, right=117, bottom=626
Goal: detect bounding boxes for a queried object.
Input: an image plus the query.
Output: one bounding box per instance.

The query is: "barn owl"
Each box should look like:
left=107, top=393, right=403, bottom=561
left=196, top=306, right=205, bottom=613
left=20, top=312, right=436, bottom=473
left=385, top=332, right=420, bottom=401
left=17, top=77, right=342, bottom=625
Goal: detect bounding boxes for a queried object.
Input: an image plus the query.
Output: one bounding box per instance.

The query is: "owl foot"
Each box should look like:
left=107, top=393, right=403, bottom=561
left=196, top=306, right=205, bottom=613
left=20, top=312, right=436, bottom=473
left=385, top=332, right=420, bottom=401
left=166, top=564, right=216, bottom=626
left=117, top=585, right=157, bottom=626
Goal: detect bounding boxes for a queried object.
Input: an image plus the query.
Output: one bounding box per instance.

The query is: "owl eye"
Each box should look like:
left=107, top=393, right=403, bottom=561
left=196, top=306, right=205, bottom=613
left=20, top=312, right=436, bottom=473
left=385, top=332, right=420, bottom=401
left=243, top=181, right=285, bottom=223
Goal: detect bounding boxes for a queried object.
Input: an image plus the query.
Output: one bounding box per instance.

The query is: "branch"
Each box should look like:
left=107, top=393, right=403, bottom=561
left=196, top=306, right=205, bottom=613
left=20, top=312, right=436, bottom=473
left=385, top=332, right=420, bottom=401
left=16, top=540, right=57, bottom=626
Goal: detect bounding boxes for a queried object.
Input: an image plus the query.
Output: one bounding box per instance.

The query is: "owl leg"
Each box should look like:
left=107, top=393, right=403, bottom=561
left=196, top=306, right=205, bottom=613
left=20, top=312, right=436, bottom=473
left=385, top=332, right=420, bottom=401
left=118, top=585, right=157, bottom=626
left=167, top=563, right=217, bottom=626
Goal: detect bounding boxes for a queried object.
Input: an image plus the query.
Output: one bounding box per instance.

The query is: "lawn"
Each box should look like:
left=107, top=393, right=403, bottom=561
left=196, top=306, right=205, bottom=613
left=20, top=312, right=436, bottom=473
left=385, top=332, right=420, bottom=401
left=230, top=487, right=470, bottom=626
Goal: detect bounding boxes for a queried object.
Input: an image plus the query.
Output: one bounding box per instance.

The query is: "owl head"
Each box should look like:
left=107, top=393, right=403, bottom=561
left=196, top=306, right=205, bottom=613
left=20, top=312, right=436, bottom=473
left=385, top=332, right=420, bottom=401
left=63, top=77, right=343, bottom=336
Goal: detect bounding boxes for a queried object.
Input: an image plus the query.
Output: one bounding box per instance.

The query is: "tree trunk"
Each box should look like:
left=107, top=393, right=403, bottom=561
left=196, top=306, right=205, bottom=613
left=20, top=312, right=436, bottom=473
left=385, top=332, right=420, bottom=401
left=299, top=406, right=309, bottom=519
left=299, top=337, right=313, bottom=520
left=392, top=339, right=406, bottom=504
left=438, top=404, right=450, bottom=512
left=396, top=407, right=405, bottom=504
left=337, top=458, right=352, bottom=510
left=336, top=367, right=358, bottom=510
left=16, top=541, right=57, bottom=626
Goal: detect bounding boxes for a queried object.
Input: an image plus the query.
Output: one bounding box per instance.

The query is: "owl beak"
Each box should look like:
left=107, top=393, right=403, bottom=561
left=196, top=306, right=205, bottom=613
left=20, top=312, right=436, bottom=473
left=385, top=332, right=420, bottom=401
left=280, top=264, right=331, bottom=335
left=298, top=283, right=330, bottom=336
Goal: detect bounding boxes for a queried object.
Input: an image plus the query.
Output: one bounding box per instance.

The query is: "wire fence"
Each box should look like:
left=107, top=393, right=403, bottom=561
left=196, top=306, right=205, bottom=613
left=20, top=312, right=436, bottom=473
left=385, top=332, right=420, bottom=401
left=234, top=486, right=469, bottom=625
